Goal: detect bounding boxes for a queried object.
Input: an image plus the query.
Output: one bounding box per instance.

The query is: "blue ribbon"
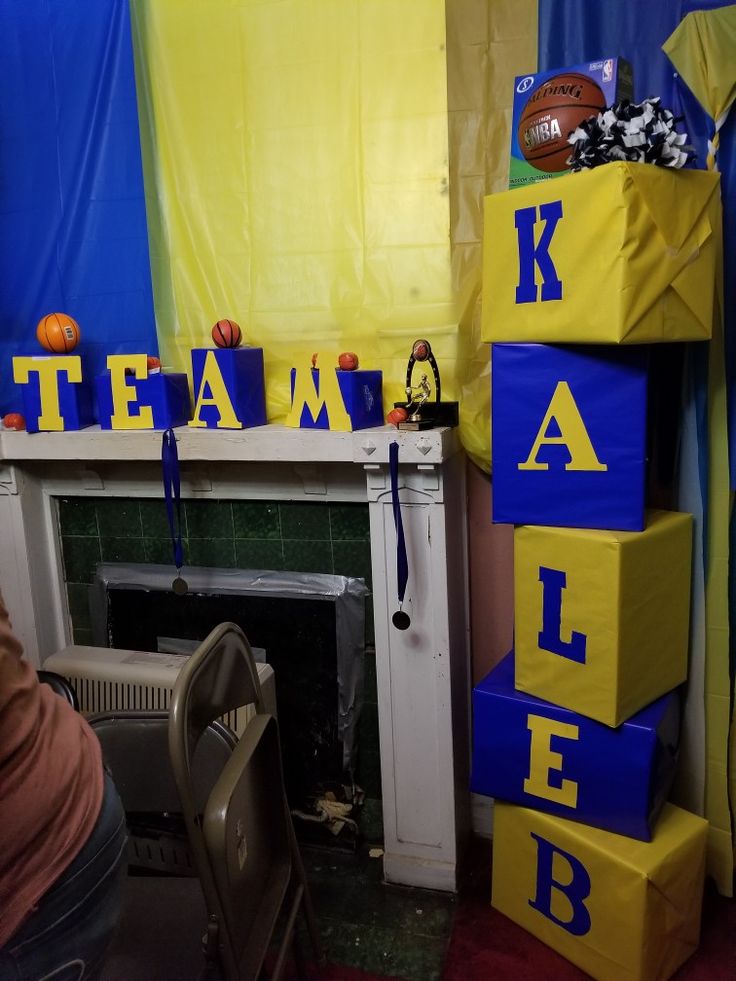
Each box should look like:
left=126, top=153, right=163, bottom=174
left=389, top=441, right=408, bottom=607
left=161, top=429, right=184, bottom=572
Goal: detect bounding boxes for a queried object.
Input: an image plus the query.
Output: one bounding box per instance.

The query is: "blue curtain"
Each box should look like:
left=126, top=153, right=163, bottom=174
left=538, top=0, right=736, bottom=487
left=0, top=0, right=157, bottom=417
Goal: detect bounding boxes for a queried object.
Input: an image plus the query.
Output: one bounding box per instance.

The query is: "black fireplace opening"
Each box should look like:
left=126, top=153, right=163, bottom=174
left=90, top=564, right=374, bottom=848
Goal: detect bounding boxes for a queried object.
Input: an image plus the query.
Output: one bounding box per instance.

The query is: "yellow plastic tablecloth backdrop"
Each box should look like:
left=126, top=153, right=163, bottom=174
left=130, top=0, right=492, bottom=459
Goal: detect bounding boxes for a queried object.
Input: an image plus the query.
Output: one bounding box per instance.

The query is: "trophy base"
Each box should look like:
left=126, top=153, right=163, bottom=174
left=394, top=400, right=459, bottom=431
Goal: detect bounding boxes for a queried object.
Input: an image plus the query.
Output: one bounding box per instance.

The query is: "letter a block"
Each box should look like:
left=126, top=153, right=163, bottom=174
left=492, top=343, right=649, bottom=530
left=492, top=802, right=708, bottom=981
left=189, top=348, right=267, bottom=429
left=514, top=510, right=692, bottom=726
left=471, top=652, right=679, bottom=840
left=482, top=162, right=720, bottom=344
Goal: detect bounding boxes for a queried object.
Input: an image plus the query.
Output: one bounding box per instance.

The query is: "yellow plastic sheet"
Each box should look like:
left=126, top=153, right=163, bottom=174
left=130, top=0, right=463, bottom=429
left=446, top=0, right=538, bottom=468
left=130, top=0, right=535, bottom=471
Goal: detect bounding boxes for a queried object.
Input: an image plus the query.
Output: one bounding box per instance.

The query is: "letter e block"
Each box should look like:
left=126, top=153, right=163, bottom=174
left=492, top=802, right=707, bottom=981
left=471, top=652, right=680, bottom=839
left=492, top=343, right=649, bottom=530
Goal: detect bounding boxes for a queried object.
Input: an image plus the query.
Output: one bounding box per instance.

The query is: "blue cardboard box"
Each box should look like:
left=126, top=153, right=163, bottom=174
left=13, top=355, right=94, bottom=432
left=491, top=343, right=649, bottom=530
left=96, top=370, right=191, bottom=430
left=471, top=652, right=680, bottom=841
left=289, top=368, right=383, bottom=431
left=190, top=347, right=267, bottom=429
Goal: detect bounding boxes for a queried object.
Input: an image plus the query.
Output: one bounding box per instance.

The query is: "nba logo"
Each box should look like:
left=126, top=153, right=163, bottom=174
left=603, top=59, right=613, bottom=82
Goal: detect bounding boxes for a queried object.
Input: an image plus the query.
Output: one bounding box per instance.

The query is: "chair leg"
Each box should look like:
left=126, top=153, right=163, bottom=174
left=292, top=859, right=324, bottom=966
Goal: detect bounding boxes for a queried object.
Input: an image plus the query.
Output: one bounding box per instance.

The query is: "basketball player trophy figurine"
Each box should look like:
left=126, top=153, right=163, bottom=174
left=388, top=339, right=459, bottom=431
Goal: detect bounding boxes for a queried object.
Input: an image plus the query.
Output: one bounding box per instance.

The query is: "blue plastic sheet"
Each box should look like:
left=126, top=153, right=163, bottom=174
left=0, top=0, right=157, bottom=417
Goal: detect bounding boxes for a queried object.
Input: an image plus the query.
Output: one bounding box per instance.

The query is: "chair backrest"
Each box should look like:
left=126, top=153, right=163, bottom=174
left=89, top=711, right=237, bottom=814
left=169, top=622, right=288, bottom=981
left=37, top=669, right=79, bottom=710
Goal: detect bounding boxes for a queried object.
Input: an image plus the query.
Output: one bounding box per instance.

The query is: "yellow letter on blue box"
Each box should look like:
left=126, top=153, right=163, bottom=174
left=96, top=355, right=191, bottom=430
left=482, top=162, right=721, bottom=344
left=471, top=652, right=680, bottom=839
left=492, top=802, right=708, bottom=981
left=492, top=343, right=648, bottom=530
left=13, top=355, right=94, bottom=432
left=189, top=348, right=267, bottom=429
left=285, top=367, right=383, bottom=432
left=514, top=510, right=692, bottom=726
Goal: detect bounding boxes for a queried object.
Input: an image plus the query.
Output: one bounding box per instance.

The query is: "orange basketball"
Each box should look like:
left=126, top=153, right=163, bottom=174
left=211, top=319, right=242, bottom=349
left=36, top=312, right=81, bottom=353
left=518, top=73, right=606, bottom=173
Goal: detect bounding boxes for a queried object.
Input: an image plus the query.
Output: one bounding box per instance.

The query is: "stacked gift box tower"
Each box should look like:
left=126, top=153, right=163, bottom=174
left=472, top=161, right=722, bottom=981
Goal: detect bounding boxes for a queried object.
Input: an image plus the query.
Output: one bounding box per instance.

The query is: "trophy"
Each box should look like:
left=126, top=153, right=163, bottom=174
left=387, top=339, right=459, bottom=431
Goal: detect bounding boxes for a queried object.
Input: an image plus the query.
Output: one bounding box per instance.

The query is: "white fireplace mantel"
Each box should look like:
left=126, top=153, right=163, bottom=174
left=0, top=423, right=470, bottom=892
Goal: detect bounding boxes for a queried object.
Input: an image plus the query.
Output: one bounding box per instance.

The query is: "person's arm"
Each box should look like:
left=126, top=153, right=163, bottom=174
left=0, top=590, right=26, bottom=682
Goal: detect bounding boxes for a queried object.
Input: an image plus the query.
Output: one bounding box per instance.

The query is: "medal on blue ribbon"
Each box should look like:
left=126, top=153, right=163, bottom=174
left=161, top=428, right=187, bottom=595
left=389, top=441, right=410, bottom=630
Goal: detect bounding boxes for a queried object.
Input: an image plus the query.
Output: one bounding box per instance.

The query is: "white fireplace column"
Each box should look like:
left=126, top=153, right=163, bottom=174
left=0, top=425, right=471, bottom=891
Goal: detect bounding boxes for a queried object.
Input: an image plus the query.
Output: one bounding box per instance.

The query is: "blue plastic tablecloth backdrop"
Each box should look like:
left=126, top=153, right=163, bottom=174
left=0, top=0, right=157, bottom=417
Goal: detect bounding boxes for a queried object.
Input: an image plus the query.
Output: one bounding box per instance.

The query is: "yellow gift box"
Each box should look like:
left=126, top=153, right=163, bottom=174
left=515, top=510, right=692, bottom=726
left=482, top=162, right=721, bottom=344
left=492, top=802, right=708, bottom=981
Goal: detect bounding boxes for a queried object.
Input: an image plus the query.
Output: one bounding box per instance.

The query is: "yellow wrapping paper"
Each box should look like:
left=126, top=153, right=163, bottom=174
left=514, top=510, right=692, bottom=727
left=492, top=802, right=708, bottom=981
left=482, top=162, right=721, bottom=345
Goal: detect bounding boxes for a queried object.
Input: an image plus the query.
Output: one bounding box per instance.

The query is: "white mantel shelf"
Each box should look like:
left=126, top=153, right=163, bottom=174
left=0, top=423, right=460, bottom=466
left=0, top=419, right=470, bottom=894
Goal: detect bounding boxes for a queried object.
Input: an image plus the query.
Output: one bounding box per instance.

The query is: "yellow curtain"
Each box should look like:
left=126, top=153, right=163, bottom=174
left=131, top=0, right=466, bottom=427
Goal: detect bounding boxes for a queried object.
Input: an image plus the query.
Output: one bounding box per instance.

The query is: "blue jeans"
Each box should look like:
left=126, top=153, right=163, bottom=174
left=0, top=773, right=128, bottom=981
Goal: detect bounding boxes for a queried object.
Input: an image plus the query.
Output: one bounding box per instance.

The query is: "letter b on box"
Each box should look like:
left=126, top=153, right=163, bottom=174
left=492, top=802, right=708, bottom=981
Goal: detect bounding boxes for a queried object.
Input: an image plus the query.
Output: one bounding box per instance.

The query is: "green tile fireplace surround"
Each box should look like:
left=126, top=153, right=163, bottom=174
left=59, top=496, right=373, bottom=632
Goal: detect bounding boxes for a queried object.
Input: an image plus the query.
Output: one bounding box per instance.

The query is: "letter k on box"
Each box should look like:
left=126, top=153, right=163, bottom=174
left=482, top=163, right=720, bottom=345
left=491, top=802, right=708, bottom=981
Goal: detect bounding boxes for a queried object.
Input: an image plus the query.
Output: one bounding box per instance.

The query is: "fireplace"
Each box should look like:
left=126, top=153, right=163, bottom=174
left=0, top=423, right=470, bottom=891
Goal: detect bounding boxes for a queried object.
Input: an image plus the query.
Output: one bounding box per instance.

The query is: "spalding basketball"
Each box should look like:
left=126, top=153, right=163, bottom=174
left=211, top=319, right=242, bottom=349
left=36, top=312, right=81, bottom=354
left=518, top=73, right=606, bottom=173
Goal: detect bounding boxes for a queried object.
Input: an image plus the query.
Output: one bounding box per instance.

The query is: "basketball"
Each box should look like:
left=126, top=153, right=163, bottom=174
left=211, top=319, right=242, bottom=349
left=36, top=312, right=81, bottom=354
left=518, top=73, right=606, bottom=173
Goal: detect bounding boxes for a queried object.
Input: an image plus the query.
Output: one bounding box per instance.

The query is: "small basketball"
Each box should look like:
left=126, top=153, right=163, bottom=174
left=211, top=319, right=242, bottom=349
left=518, top=73, right=606, bottom=173
left=387, top=407, right=408, bottom=427
left=2, top=413, right=26, bottom=431
left=36, top=312, right=81, bottom=354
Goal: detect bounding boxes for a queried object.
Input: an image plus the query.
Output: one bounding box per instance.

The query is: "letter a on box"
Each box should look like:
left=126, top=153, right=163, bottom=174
left=491, top=343, right=648, bottom=530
